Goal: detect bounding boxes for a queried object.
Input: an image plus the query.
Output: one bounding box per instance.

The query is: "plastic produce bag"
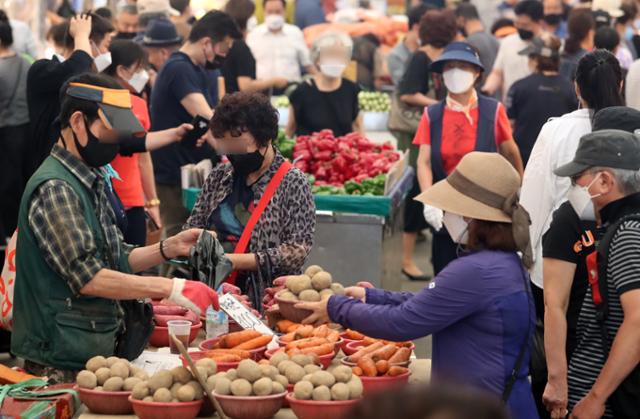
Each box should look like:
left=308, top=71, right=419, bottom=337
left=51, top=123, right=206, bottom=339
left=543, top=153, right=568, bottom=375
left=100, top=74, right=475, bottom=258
left=189, top=231, right=233, bottom=289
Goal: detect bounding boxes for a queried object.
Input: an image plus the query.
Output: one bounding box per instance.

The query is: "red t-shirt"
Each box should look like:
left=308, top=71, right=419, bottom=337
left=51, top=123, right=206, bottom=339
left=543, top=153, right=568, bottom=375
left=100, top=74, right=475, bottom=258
left=110, top=95, right=151, bottom=208
left=412, top=102, right=513, bottom=175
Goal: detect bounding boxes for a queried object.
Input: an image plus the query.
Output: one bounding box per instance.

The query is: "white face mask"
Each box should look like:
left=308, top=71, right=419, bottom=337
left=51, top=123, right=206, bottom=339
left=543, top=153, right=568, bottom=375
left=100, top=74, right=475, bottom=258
left=265, top=14, right=285, bottom=31
left=320, top=60, right=346, bottom=78
left=443, top=68, right=476, bottom=94
left=94, top=52, right=112, bottom=72
left=128, top=69, right=150, bottom=93
left=568, top=173, right=602, bottom=221
left=443, top=212, right=469, bottom=244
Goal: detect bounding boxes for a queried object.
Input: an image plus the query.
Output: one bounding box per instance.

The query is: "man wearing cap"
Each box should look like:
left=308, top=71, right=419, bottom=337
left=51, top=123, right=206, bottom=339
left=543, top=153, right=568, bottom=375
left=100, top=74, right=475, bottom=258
left=137, top=0, right=180, bottom=32
left=506, top=34, right=577, bottom=166
left=11, top=73, right=219, bottom=382
left=553, top=129, right=640, bottom=418
left=413, top=41, right=523, bottom=274
left=141, top=18, right=183, bottom=85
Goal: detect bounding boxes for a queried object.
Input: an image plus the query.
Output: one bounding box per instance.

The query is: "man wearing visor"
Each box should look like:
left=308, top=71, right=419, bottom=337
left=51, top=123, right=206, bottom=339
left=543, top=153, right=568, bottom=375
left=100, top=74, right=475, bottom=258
left=11, top=73, right=218, bottom=382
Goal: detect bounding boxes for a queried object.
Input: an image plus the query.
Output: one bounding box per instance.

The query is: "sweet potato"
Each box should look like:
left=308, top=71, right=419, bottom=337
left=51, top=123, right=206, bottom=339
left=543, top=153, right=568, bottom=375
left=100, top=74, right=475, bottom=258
left=344, top=329, right=365, bottom=340
left=357, top=357, right=377, bottom=377
left=371, top=344, right=398, bottom=362
left=375, top=360, right=390, bottom=375
left=154, top=314, right=191, bottom=327
left=352, top=367, right=363, bottom=376
left=300, top=343, right=334, bottom=356
left=350, top=341, right=384, bottom=362
left=388, top=347, right=411, bottom=364
left=152, top=305, right=187, bottom=316
left=294, top=325, right=314, bottom=340
left=219, top=330, right=261, bottom=348
left=387, top=366, right=409, bottom=377
left=233, top=335, right=272, bottom=350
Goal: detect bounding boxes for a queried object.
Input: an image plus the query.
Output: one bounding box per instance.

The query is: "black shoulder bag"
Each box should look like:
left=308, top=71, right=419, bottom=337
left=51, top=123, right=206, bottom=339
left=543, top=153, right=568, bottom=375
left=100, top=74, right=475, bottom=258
left=591, top=214, right=640, bottom=418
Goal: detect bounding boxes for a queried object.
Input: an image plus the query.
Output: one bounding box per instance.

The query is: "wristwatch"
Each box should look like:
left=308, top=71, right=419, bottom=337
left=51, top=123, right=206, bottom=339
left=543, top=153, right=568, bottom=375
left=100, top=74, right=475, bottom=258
left=147, top=198, right=161, bottom=207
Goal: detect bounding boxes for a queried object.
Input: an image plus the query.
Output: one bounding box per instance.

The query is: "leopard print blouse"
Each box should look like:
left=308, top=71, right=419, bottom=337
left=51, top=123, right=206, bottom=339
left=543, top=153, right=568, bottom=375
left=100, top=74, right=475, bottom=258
left=184, top=151, right=316, bottom=279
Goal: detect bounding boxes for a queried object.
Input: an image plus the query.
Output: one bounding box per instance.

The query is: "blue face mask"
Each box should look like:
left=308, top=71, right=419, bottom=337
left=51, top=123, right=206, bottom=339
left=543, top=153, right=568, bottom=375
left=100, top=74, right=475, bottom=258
left=626, top=25, right=635, bottom=41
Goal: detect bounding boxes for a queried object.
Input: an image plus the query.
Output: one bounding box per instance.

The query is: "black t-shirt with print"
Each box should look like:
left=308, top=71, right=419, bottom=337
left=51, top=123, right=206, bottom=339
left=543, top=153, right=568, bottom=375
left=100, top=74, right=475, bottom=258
left=542, top=201, right=597, bottom=357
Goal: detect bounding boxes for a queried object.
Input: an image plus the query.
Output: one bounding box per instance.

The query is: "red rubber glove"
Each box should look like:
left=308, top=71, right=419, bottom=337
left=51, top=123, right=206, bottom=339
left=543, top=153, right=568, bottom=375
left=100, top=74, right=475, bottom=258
left=220, top=283, right=241, bottom=295
left=168, top=278, right=219, bottom=316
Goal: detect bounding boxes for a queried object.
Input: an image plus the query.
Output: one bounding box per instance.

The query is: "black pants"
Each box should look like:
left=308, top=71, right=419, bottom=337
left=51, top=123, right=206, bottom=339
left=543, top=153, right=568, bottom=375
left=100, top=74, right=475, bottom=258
left=431, top=230, right=458, bottom=275
left=0, top=124, right=28, bottom=240
left=404, top=175, right=428, bottom=233
left=124, top=207, right=147, bottom=247
left=531, top=283, right=551, bottom=419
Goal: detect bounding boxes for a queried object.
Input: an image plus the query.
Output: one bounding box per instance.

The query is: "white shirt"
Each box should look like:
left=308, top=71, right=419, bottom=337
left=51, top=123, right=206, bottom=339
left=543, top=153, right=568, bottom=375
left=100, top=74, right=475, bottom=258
left=492, top=33, right=532, bottom=102
left=520, top=108, right=592, bottom=289
left=246, top=23, right=312, bottom=83
left=626, top=59, right=640, bottom=111
left=10, top=20, right=38, bottom=59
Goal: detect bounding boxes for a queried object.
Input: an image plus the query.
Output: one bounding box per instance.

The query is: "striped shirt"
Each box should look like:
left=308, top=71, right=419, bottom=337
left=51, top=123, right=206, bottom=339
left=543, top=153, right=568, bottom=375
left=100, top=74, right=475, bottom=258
left=27, top=145, right=133, bottom=296
left=567, top=219, right=640, bottom=417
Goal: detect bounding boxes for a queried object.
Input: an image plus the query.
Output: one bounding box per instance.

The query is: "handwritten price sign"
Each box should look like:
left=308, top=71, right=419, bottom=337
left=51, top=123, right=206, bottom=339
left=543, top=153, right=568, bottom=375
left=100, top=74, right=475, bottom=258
left=218, top=294, right=274, bottom=336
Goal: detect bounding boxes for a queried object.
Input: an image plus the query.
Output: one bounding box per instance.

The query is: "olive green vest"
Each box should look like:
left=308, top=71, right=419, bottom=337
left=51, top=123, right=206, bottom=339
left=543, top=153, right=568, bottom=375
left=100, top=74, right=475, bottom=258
left=11, top=156, right=122, bottom=371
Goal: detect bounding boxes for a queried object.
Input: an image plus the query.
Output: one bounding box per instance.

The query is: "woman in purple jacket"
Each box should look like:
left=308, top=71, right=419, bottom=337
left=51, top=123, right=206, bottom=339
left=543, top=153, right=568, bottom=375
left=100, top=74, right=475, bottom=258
left=297, top=152, right=538, bottom=419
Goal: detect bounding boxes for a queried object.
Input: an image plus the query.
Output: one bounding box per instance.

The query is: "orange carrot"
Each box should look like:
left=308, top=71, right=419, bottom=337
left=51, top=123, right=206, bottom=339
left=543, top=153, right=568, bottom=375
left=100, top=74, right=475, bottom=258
left=233, top=334, right=272, bottom=350
left=277, top=320, right=296, bottom=333
left=205, top=349, right=251, bottom=359
left=0, top=365, right=38, bottom=384
left=207, top=354, right=241, bottom=363
left=345, top=329, right=365, bottom=340
left=357, top=356, right=377, bottom=377
left=352, top=367, right=363, bottom=376
left=300, top=342, right=334, bottom=356
left=286, top=324, right=303, bottom=333
left=350, top=341, right=384, bottom=362
left=326, top=331, right=340, bottom=343
left=220, top=330, right=261, bottom=348
left=387, top=366, right=409, bottom=377
left=294, top=325, right=314, bottom=340
left=279, top=331, right=296, bottom=343
left=388, top=347, right=411, bottom=364
left=312, top=324, right=329, bottom=338
left=371, top=344, right=398, bottom=362
left=375, top=360, right=390, bottom=375
left=362, top=337, right=379, bottom=346
left=285, top=337, right=327, bottom=350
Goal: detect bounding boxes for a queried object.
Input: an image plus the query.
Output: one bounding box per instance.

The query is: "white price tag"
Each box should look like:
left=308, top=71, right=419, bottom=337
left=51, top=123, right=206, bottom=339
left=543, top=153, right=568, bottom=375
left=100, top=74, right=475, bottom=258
left=218, top=293, right=274, bottom=336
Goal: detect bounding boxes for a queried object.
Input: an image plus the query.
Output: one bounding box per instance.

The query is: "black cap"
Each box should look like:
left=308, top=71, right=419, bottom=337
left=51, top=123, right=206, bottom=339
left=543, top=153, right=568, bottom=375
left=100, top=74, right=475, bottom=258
left=593, top=106, right=640, bottom=133
left=593, top=9, right=612, bottom=27
left=518, top=37, right=559, bottom=58
left=555, top=129, right=640, bottom=177
left=142, top=18, right=183, bottom=47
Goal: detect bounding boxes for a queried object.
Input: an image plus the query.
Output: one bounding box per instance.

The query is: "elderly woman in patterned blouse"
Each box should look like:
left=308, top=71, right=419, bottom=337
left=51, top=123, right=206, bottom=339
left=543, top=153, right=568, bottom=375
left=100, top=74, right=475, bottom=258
left=184, top=92, right=315, bottom=305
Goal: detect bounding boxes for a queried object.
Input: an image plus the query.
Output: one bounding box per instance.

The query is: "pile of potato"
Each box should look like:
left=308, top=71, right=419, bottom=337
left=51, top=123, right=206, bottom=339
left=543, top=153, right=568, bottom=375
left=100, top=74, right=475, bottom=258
left=129, top=358, right=217, bottom=403
left=292, top=366, right=363, bottom=402
left=266, top=352, right=323, bottom=386
left=76, top=356, right=148, bottom=392
left=278, top=266, right=345, bottom=302
left=209, top=359, right=290, bottom=397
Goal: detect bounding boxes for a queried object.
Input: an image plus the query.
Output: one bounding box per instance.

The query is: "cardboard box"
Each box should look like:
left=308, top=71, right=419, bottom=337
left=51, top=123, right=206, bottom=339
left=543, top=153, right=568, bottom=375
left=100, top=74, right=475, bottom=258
left=0, top=384, right=78, bottom=419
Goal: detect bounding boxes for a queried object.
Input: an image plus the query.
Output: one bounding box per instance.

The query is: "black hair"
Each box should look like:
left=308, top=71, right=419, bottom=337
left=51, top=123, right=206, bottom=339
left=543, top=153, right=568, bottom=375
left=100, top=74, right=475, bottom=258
left=455, top=3, right=480, bottom=20
left=263, top=0, right=286, bottom=8
left=59, top=72, right=122, bottom=129
left=188, top=10, right=241, bottom=43
left=594, top=26, right=620, bottom=51
left=0, top=9, right=8, bottom=23
left=565, top=8, right=595, bottom=55
left=104, top=39, right=145, bottom=77
left=408, top=3, right=433, bottom=28
left=170, top=0, right=190, bottom=14
left=617, top=0, right=638, bottom=25
left=575, top=49, right=624, bottom=114
left=47, top=22, right=67, bottom=47
left=210, top=92, right=278, bottom=148
left=0, top=21, right=12, bottom=47
left=514, top=0, right=544, bottom=21
left=491, top=17, right=514, bottom=35
left=94, top=7, right=113, bottom=20
left=224, top=0, right=256, bottom=32
left=62, top=12, right=115, bottom=50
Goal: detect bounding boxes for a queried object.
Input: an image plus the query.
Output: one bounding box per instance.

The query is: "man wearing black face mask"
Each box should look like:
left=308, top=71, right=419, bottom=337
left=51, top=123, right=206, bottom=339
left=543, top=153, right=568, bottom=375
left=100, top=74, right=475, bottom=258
left=482, top=0, right=543, bottom=102
left=542, top=0, right=568, bottom=39
left=11, top=72, right=220, bottom=382
left=114, top=4, right=140, bottom=40
left=151, top=10, right=240, bottom=238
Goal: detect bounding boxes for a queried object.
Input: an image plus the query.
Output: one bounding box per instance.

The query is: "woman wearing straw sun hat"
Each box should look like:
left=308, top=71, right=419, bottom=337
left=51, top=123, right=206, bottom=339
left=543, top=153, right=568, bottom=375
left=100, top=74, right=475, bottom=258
left=296, top=152, right=538, bottom=419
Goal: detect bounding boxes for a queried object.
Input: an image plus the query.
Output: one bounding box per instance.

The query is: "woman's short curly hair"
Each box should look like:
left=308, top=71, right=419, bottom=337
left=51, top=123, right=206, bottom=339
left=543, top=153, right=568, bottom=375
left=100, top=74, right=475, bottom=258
left=210, top=92, right=279, bottom=148
left=419, top=9, right=457, bottom=48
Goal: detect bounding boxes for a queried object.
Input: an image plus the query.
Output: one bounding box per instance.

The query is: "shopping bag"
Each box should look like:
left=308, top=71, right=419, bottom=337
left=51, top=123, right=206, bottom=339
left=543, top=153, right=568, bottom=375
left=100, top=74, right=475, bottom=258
left=0, top=230, right=17, bottom=331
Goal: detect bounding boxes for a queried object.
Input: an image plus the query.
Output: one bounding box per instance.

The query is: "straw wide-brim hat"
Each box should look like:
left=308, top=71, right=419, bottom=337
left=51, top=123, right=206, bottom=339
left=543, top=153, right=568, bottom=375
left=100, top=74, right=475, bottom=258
left=415, top=152, right=521, bottom=223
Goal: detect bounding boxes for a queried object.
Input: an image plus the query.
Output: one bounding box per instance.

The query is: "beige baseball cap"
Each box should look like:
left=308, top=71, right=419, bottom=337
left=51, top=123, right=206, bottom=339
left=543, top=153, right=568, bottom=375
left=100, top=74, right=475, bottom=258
left=137, top=0, right=180, bottom=17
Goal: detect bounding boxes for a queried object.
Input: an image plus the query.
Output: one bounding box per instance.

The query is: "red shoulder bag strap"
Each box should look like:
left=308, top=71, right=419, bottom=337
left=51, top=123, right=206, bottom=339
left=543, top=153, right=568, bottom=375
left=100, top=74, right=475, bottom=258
left=226, top=161, right=293, bottom=285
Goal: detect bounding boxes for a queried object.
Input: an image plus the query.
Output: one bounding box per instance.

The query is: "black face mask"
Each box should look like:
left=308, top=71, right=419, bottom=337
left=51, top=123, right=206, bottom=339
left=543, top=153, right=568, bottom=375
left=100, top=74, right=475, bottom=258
left=115, top=31, right=137, bottom=40
left=205, top=55, right=227, bottom=70
left=458, top=26, right=468, bottom=37
left=543, top=14, right=562, bottom=26
left=517, top=28, right=535, bottom=40
left=73, top=118, right=120, bottom=168
left=227, top=149, right=265, bottom=177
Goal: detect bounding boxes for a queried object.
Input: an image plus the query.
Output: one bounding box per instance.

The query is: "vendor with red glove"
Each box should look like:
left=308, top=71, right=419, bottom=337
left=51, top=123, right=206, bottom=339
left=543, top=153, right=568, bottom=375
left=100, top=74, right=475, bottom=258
left=11, top=73, right=218, bottom=383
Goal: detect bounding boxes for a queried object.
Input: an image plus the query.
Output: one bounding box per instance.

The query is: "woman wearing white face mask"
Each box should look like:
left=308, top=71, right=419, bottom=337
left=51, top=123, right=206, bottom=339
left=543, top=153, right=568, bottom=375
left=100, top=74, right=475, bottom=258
left=295, top=152, right=538, bottom=419
left=414, top=41, right=524, bottom=274
left=286, top=31, right=362, bottom=137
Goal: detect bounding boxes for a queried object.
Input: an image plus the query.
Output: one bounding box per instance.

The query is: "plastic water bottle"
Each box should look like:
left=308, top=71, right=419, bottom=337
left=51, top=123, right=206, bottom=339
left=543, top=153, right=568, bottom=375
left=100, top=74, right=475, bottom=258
left=206, top=306, right=229, bottom=340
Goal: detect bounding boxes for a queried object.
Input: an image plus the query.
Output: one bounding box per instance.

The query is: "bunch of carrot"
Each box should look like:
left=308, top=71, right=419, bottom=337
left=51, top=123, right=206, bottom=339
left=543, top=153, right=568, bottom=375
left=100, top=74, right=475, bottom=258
left=203, top=348, right=251, bottom=363
left=343, top=328, right=413, bottom=348
left=274, top=324, right=340, bottom=357
left=348, top=342, right=412, bottom=377
left=213, top=330, right=273, bottom=352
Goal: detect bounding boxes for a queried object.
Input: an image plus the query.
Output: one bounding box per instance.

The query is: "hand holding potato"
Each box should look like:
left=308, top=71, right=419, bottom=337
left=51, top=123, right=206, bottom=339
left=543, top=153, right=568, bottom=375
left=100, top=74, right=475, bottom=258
left=295, top=298, right=330, bottom=326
